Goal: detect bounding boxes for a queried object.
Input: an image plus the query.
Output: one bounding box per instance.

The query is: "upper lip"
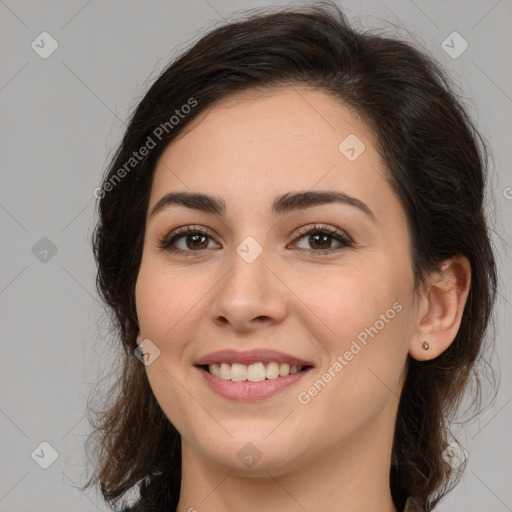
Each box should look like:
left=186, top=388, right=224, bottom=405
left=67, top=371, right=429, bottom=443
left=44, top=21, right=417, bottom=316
left=195, top=349, right=314, bottom=367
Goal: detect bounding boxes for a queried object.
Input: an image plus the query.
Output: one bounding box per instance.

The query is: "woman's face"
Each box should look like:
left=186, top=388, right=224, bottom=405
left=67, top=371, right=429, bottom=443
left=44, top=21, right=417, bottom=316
left=135, top=86, right=418, bottom=475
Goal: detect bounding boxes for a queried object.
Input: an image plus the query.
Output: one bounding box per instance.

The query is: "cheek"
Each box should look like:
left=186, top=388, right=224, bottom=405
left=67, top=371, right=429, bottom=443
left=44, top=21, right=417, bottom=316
left=296, top=296, right=409, bottom=442
left=135, top=256, right=224, bottom=369
left=135, top=259, right=207, bottom=431
left=288, top=260, right=399, bottom=340
left=135, top=257, right=198, bottom=336
left=292, top=260, right=410, bottom=393
left=135, top=263, right=169, bottom=335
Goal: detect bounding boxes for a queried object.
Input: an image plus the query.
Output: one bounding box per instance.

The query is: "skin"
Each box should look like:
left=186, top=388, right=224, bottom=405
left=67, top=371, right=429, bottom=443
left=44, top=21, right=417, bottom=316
left=135, top=86, right=471, bottom=512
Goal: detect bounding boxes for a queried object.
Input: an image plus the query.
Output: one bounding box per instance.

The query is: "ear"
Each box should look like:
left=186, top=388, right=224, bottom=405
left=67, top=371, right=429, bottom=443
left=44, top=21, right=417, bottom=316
left=409, top=255, right=471, bottom=361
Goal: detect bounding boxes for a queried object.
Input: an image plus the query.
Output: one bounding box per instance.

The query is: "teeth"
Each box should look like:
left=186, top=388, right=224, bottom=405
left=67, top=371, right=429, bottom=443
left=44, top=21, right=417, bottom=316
left=220, top=363, right=230, bottom=380
left=247, top=362, right=266, bottom=382
left=207, top=362, right=305, bottom=381
left=231, top=363, right=247, bottom=382
left=279, top=363, right=290, bottom=376
left=266, top=361, right=280, bottom=379
left=210, top=363, right=221, bottom=377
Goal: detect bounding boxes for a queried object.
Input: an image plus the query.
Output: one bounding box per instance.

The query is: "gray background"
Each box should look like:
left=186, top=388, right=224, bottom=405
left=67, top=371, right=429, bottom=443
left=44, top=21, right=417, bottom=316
left=1, top=1, right=511, bottom=511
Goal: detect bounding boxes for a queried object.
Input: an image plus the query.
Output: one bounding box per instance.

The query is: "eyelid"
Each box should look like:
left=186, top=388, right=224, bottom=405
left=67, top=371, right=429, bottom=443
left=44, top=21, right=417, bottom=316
left=157, top=224, right=218, bottom=251
left=290, top=223, right=353, bottom=244
left=158, top=222, right=353, bottom=255
left=287, top=223, right=353, bottom=255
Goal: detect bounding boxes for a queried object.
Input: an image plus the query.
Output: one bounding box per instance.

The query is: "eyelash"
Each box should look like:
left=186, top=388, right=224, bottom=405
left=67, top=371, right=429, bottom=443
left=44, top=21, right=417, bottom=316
left=158, top=223, right=353, bottom=257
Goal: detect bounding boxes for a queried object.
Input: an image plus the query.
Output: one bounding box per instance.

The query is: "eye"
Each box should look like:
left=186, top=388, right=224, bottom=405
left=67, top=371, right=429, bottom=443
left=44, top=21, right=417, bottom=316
left=290, top=223, right=352, bottom=255
left=158, top=223, right=353, bottom=256
left=158, top=225, right=219, bottom=256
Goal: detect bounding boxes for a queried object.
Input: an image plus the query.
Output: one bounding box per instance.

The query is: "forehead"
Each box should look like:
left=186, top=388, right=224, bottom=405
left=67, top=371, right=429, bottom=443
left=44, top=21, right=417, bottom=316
left=149, top=86, right=393, bottom=217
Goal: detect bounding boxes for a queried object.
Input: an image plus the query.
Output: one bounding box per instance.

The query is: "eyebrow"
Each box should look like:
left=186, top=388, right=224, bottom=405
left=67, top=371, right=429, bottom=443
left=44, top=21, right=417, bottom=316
left=149, top=190, right=377, bottom=223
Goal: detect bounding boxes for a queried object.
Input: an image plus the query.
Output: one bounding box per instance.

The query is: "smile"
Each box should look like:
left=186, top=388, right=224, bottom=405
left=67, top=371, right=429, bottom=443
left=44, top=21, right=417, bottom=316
left=194, top=348, right=314, bottom=401
left=206, top=361, right=306, bottom=382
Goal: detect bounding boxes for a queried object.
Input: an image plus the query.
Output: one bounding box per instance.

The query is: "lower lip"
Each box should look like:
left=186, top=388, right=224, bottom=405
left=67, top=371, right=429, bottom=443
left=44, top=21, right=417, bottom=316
left=197, top=366, right=312, bottom=401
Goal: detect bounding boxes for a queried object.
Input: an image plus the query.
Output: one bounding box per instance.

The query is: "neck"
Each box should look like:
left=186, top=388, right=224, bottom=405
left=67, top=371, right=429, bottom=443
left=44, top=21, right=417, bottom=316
left=176, top=409, right=398, bottom=512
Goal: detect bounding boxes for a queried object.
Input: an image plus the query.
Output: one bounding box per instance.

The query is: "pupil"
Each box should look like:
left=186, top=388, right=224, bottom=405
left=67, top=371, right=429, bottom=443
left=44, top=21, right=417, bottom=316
left=188, top=234, right=207, bottom=249
left=311, top=234, right=330, bottom=249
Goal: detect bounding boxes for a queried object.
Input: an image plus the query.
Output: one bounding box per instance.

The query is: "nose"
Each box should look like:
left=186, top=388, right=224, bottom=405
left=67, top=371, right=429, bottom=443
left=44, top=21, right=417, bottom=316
left=209, top=245, right=287, bottom=333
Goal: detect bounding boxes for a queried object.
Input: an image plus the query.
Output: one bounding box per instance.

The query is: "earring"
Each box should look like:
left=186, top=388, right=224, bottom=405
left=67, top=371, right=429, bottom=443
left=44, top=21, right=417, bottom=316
left=422, top=341, right=430, bottom=350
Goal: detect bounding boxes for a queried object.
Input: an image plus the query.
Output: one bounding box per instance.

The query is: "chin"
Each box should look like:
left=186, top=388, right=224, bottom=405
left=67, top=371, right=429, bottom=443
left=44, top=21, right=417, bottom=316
left=193, top=433, right=309, bottom=476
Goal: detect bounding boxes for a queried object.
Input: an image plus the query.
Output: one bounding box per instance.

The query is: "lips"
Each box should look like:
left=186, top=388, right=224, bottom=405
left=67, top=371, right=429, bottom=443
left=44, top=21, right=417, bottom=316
left=194, top=348, right=314, bottom=367
left=194, top=348, right=314, bottom=401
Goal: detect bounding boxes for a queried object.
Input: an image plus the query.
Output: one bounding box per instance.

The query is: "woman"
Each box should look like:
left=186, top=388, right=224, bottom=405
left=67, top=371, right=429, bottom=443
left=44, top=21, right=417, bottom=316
left=82, top=3, right=497, bottom=511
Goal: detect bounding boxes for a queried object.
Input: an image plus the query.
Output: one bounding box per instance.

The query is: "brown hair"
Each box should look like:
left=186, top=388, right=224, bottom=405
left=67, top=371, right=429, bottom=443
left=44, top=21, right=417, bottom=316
left=82, top=2, right=498, bottom=511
